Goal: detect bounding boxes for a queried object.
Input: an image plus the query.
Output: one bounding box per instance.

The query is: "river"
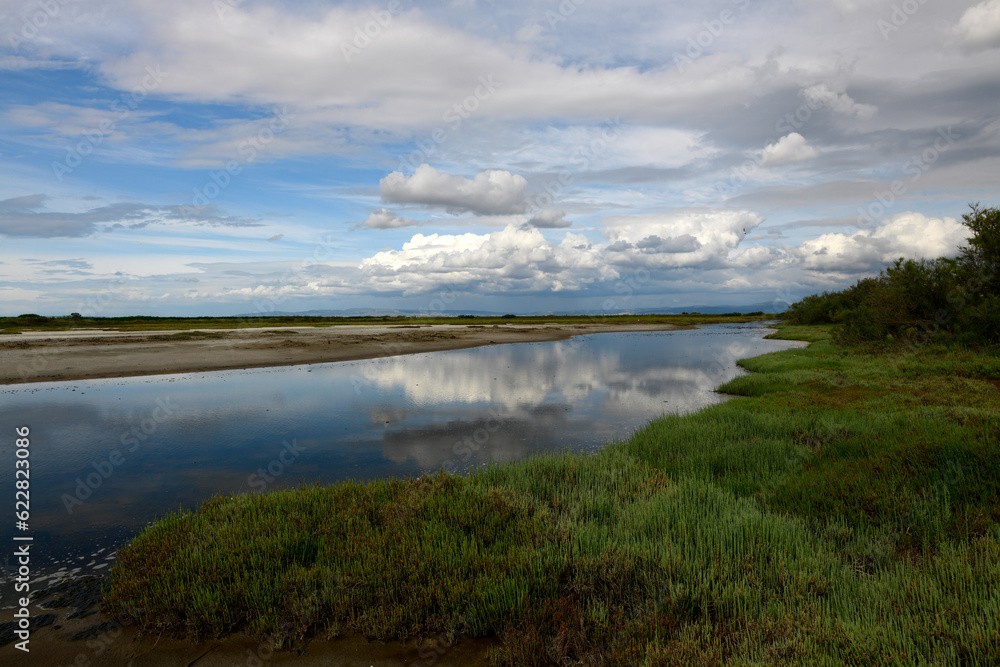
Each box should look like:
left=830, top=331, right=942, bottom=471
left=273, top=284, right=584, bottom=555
left=0, top=321, right=803, bottom=590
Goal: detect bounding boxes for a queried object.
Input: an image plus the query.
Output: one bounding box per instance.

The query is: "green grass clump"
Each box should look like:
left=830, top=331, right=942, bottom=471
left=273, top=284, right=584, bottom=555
left=104, top=324, right=1000, bottom=664
left=105, top=475, right=564, bottom=643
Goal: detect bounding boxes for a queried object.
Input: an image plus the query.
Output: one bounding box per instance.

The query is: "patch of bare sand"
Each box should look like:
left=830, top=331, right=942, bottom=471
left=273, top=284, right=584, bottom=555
left=0, top=323, right=691, bottom=385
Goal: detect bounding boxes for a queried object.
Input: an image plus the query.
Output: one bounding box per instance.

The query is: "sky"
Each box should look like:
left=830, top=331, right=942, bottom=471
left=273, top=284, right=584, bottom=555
left=1, top=0, right=998, bottom=316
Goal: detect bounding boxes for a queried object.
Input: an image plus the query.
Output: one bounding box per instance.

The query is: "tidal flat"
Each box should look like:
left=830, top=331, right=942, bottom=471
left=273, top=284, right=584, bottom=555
left=1, top=313, right=763, bottom=385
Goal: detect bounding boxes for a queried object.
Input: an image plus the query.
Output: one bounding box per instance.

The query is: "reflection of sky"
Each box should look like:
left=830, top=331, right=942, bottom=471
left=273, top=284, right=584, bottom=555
left=0, top=323, right=803, bottom=579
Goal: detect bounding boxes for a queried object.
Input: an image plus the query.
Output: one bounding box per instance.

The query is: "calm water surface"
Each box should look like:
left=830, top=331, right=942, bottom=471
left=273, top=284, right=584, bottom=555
left=0, top=322, right=803, bottom=585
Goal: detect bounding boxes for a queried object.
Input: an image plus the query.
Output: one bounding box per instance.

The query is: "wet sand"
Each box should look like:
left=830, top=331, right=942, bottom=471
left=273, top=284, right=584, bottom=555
left=0, top=322, right=691, bottom=385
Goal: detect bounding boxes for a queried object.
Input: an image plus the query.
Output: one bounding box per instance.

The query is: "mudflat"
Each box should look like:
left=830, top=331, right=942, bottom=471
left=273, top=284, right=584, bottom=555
left=0, top=597, right=497, bottom=666
left=0, top=322, right=691, bottom=385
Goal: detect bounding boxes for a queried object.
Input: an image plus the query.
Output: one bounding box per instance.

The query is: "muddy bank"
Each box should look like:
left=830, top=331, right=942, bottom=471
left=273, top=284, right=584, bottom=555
left=0, top=322, right=691, bottom=385
left=0, top=585, right=496, bottom=666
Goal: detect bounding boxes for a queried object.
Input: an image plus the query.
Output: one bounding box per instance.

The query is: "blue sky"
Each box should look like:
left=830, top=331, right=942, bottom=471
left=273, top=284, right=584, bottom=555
left=1, top=0, right=998, bottom=316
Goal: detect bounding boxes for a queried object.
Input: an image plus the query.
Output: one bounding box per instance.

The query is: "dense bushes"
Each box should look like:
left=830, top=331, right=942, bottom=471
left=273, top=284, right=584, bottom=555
left=782, top=278, right=878, bottom=326
left=784, top=204, right=1000, bottom=347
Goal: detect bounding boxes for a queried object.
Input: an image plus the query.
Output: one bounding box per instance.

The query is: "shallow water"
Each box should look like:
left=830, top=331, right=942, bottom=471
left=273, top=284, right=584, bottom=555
left=0, top=322, right=803, bottom=587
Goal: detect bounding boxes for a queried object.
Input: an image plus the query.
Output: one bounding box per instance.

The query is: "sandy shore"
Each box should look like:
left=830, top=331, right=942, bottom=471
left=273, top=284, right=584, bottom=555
left=0, top=322, right=691, bottom=385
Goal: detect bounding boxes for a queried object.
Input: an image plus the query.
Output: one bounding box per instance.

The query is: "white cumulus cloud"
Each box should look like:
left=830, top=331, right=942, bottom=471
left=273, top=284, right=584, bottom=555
left=359, top=209, right=770, bottom=295
left=380, top=164, right=528, bottom=215
left=527, top=209, right=570, bottom=228
left=760, top=133, right=821, bottom=167
left=955, top=0, right=1000, bottom=51
left=361, top=209, right=419, bottom=229
left=603, top=210, right=764, bottom=268
left=794, top=212, right=970, bottom=272
left=360, top=225, right=615, bottom=294
left=802, top=84, right=877, bottom=119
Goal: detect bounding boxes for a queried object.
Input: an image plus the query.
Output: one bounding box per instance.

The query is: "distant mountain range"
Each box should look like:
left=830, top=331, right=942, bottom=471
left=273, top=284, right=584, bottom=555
left=628, top=303, right=786, bottom=315
left=237, top=302, right=787, bottom=317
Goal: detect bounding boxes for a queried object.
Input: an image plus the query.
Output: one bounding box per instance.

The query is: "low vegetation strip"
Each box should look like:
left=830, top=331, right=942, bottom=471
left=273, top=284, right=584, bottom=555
left=102, top=324, right=1000, bottom=665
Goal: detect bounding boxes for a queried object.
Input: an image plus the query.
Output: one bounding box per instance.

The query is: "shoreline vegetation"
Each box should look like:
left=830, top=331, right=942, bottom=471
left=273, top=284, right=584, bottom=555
left=99, top=323, right=1000, bottom=664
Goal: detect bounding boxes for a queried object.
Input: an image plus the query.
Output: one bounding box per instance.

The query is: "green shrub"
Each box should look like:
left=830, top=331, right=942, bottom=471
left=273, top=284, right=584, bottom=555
left=788, top=203, right=1000, bottom=348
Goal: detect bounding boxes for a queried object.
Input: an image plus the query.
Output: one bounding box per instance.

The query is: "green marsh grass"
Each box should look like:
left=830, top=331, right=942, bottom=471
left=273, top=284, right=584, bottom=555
left=104, top=325, right=1000, bottom=664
